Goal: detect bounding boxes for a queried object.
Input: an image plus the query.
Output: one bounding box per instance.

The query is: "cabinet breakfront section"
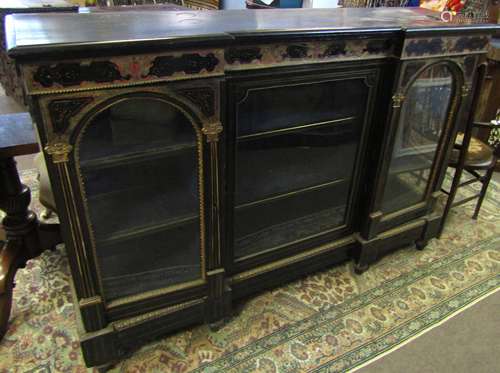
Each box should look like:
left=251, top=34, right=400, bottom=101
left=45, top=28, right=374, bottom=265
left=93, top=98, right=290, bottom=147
left=6, top=8, right=498, bottom=368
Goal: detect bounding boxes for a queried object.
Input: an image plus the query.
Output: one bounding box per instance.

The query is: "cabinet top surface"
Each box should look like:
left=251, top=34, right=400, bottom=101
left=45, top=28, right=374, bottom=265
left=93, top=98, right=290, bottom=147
left=6, top=7, right=500, bottom=58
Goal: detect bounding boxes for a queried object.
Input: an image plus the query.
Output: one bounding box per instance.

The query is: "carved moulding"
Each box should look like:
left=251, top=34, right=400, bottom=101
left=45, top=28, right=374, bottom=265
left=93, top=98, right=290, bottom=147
left=202, top=121, right=223, bottom=142
left=392, top=93, right=405, bottom=108
left=44, top=139, right=73, bottom=163
left=461, top=83, right=472, bottom=97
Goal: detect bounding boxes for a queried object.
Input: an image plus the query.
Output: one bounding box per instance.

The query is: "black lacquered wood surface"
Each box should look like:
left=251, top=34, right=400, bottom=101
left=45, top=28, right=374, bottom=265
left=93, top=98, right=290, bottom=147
left=6, top=7, right=500, bottom=57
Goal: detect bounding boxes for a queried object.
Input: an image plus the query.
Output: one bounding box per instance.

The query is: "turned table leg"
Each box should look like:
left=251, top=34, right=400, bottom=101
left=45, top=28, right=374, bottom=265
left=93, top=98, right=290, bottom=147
left=0, top=157, right=61, bottom=339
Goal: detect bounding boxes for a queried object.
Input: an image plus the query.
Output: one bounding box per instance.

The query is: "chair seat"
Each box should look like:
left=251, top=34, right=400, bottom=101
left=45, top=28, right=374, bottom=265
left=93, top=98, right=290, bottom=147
left=450, top=132, right=495, bottom=169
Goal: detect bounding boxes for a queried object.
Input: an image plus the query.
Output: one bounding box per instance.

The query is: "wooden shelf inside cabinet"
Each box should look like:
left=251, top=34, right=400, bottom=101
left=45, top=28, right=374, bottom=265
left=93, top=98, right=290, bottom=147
left=389, top=153, right=434, bottom=175
left=79, top=142, right=196, bottom=171
left=97, top=213, right=199, bottom=245
left=235, top=122, right=360, bottom=205
left=87, top=185, right=199, bottom=243
left=234, top=178, right=351, bottom=258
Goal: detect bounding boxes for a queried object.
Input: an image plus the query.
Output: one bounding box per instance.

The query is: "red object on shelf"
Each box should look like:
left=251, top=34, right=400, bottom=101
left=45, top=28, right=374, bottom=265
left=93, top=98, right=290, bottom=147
left=447, top=0, right=464, bottom=13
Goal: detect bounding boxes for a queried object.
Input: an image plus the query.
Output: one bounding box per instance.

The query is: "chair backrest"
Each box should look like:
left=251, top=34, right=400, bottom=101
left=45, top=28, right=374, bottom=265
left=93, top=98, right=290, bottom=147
left=454, top=63, right=488, bottom=170
left=490, top=111, right=500, bottom=157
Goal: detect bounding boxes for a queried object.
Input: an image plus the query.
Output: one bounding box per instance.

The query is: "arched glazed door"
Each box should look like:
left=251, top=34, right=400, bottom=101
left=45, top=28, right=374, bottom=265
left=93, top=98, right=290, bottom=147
left=380, top=63, right=456, bottom=214
left=76, top=97, right=205, bottom=301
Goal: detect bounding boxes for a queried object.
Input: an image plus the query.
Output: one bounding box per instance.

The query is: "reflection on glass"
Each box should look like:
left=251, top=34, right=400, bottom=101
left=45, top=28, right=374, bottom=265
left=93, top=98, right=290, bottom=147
left=234, top=79, right=369, bottom=258
left=78, top=99, right=202, bottom=300
left=381, top=64, right=453, bottom=213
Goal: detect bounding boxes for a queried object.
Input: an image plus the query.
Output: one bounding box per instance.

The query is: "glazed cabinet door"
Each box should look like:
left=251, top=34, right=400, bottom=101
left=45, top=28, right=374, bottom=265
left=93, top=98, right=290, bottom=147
left=39, top=83, right=224, bottom=330
left=227, top=66, right=380, bottom=272
left=77, top=97, right=205, bottom=301
left=365, top=58, right=471, bottom=237
left=381, top=64, right=455, bottom=214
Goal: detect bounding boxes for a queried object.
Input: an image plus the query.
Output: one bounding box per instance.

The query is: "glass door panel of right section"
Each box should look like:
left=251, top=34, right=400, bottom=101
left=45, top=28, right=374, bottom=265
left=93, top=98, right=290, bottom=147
left=233, top=77, right=371, bottom=259
left=381, top=64, right=454, bottom=214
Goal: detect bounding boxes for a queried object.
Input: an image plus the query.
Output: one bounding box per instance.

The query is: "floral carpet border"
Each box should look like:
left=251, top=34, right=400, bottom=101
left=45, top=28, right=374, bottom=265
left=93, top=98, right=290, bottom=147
left=317, top=276, right=499, bottom=372
left=195, top=235, right=500, bottom=372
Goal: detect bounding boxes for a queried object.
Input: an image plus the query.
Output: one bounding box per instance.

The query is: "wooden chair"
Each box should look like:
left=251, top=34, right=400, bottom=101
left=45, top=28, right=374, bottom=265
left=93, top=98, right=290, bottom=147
left=439, top=64, right=500, bottom=235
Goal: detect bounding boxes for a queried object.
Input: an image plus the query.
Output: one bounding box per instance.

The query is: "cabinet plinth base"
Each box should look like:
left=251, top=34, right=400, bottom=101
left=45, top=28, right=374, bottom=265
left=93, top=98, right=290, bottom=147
left=75, top=219, right=443, bottom=368
left=354, top=213, right=442, bottom=271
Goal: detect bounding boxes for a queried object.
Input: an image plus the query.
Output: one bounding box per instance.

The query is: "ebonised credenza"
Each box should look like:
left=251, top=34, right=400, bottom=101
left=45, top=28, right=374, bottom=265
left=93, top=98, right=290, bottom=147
left=4, top=7, right=500, bottom=369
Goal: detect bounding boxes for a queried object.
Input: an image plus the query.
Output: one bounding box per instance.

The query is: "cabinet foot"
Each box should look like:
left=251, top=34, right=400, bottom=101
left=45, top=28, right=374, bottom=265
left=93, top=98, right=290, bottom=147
left=415, top=239, right=428, bottom=251
left=208, top=317, right=230, bottom=332
left=96, top=362, right=116, bottom=373
left=354, top=261, right=369, bottom=275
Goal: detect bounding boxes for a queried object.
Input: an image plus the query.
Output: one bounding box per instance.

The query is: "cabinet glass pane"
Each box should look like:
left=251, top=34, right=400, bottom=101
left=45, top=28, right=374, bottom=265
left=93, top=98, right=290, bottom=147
left=78, top=98, right=202, bottom=300
left=381, top=65, right=453, bottom=214
left=234, top=78, right=369, bottom=258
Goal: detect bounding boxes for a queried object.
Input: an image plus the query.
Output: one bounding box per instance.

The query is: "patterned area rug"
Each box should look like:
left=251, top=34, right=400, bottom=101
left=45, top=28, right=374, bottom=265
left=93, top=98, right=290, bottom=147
left=0, top=170, right=499, bottom=373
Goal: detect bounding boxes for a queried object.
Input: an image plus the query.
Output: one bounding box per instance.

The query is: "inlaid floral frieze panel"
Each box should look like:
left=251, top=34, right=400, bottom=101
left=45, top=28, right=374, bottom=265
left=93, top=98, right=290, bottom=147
left=402, top=34, right=490, bottom=59
left=23, top=48, right=225, bottom=94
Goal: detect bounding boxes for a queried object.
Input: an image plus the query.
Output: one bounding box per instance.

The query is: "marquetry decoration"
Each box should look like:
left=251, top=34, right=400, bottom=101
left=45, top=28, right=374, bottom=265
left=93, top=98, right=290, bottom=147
left=405, top=38, right=444, bottom=57
left=224, top=47, right=263, bottom=64
left=18, top=34, right=493, bottom=96
left=364, top=38, right=395, bottom=54
left=402, top=35, right=490, bottom=59
left=321, top=40, right=347, bottom=58
left=202, top=121, right=223, bottom=142
left=225, top=38, right=398, bottom=71
left=48, top=97, right=94, bottom=133
left=392, top=93, right=405, bottom=108
left=44, top=141, right=73, bottom=163
left=22, top=49, right=225, bottom=94
left=144, top=53, right=219, bottom=78
left=175, top=87, right=216, bottom=118
left=34, top=61, right=131, bottom=88
left=283, top=45, right=310, bottom=59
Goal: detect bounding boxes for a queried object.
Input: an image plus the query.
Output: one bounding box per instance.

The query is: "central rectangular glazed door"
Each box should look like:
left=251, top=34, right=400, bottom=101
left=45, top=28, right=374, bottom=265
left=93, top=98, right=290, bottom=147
left=228, top=68, right=379, bottom=270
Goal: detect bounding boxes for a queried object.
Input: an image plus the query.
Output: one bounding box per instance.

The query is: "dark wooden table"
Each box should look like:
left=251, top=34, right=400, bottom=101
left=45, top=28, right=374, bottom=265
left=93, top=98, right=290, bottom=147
left=0, top=113, right=38, bottom=157
left=0, top=113, right=61, bottom=339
